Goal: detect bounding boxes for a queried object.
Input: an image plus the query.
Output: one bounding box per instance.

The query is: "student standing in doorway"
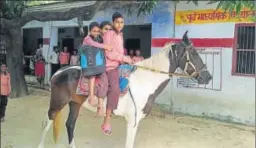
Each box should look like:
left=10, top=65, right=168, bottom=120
left=49, top=46, right=60, bottom=77
left=36, top=44, right=43, bottom=56
left=70, top=50, right=79, bottom=65
left=133, top=49, right=144, bottom=63
left=0, top=64, right=11, bottom=122
left=128, top=49, right=134, bottom=58
left=59, top=46, right=70, bottom=68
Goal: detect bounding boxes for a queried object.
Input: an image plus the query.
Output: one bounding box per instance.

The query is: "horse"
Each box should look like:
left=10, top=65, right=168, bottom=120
left=37, top=31, right=212, bottom=148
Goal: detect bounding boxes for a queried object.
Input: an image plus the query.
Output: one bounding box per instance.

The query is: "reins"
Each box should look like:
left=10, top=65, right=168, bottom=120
left=134, top=65, right=194, bottom=78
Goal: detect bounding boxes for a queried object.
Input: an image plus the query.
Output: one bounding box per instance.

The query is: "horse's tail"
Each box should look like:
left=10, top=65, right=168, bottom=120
left=53, top=110, right=63, bottom=143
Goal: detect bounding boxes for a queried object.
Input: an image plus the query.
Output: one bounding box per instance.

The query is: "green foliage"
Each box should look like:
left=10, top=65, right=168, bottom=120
left=210, top=0, right=255, bottom=14
left=1, top=0, right=63, bottom=19
left=137, top=0, right=159, bottom=17
left=1, top=0, right=28, bottom=19
left=133, top=0, right=255, bottom=17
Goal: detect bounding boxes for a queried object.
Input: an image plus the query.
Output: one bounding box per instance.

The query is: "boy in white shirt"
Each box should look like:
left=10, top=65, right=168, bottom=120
left=49, top=46, right=59, bottom=76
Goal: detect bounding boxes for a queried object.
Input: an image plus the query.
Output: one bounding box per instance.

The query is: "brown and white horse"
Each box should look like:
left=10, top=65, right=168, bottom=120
left=37, top=31, right=212, bottom=148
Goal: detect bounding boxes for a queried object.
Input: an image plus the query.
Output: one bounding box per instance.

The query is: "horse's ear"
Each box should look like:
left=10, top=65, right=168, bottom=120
left=182, top=30, right=190, bottom=45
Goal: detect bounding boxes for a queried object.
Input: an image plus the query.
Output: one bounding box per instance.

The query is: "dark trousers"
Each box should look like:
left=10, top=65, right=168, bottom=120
left=0, top=95, right=8, bottom=118
left=106, top=68, right=120, bottom=110
left=51, top=64, right=59, bottom=77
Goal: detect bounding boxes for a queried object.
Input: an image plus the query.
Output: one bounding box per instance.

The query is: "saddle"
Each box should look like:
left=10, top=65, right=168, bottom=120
left=76, top=64, right=137, bottom=96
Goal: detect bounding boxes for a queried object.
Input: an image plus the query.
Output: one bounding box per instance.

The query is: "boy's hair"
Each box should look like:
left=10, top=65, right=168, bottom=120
left=112, top=12, right=123, bottom=22
left=89, top=21, right=100, bottom=31
left=100, top=21, right=112, bottom=29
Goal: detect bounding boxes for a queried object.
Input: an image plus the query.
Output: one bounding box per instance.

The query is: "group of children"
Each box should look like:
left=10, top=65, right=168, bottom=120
left=81, top=12, right=145, bottom=135
left=128, top=49, right=144, bottom=63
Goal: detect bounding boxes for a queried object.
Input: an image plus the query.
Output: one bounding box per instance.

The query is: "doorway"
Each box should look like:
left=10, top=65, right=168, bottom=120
left=123, top=24, right=152, bottom=58
left=62, top=38, right=74, bottom=53
left=125, top=39, right=140, bottom=53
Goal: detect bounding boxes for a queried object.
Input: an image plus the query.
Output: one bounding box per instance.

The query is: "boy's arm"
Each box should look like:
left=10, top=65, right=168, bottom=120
left=83, top=36, right=111, bottom=51
left=83, top=36, right=105, bottom=49
left=103, top=31, right=132, bottom=64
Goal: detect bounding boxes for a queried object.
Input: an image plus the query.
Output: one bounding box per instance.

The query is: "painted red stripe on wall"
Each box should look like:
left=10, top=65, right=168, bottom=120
left=43, top=38, right=50, bottom=45
left=151, top=38, right=234, bottom=48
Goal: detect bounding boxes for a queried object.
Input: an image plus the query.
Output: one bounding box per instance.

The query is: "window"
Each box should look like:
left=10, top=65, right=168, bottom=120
left=232, top=23, right=255, bottom=76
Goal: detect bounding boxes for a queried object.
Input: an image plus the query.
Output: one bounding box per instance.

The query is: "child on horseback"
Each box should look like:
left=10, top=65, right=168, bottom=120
left=0, top=64, right=11, bottom=122
left=101, top=12, right=134, bottom=135
left=82, top=21, right=112, bottom=115
left=100, top=21, right=112, bottom=34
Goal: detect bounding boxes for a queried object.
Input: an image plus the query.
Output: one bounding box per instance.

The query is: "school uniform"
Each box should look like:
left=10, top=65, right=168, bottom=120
left=83, top=35, right=108, bottom=98
left=49, top=51, right=59, bottom=76
left=103, top=30, right=132, bottom=110
left=0, top=73, right=11, bottom=119
left=70, top=55, right=79, bottom=65
left=59, top=52, right=70, bottom=67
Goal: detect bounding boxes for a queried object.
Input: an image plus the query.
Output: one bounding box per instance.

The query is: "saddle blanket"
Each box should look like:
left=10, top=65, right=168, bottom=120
left=76, top=64, right=136, bottom=96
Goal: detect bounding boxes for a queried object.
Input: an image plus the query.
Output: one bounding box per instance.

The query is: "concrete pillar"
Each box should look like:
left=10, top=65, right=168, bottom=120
left=42, top=22, right=58, bottom=85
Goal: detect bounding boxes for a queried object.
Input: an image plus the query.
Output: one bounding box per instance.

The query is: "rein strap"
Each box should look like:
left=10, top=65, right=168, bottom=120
left=135, top=65, right=193, bottom=78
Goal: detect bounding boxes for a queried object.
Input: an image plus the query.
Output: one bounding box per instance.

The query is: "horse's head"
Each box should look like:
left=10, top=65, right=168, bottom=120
left=168, top=31, right=212, bottom=84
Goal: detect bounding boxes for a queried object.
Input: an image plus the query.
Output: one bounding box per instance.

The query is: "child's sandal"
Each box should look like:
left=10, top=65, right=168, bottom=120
left=101, top=123, right=112, bottom=135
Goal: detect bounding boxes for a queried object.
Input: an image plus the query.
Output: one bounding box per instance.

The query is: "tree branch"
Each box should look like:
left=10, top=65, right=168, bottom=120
left=19, top=1, right=107, bottom=27
left=1, top=1, right=107, bottom=29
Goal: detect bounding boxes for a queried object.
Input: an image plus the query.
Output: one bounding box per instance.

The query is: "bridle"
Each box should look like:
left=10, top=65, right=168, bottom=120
left=174, top=43, right=208, bottom=77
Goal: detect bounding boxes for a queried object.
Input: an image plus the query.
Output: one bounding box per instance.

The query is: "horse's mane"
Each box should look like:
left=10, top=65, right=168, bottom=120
left=135, top=42, right=174, bottom=72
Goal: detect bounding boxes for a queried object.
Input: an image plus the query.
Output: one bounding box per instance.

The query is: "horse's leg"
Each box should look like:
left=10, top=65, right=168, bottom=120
left=66, top=101, right=82, bottom=148
left=37, top=85, right=70, bottom=148
left=37, top=114, right=53, bottom=148
left=125, top=113, right=142, bottom=148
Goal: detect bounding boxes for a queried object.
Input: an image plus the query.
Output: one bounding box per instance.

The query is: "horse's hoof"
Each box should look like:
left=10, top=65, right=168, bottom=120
left=69, top=139, right=76, bottom=148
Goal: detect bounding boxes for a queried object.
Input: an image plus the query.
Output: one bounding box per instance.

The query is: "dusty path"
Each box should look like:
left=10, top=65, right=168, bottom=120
left=1, top=88, right=255, bottom=148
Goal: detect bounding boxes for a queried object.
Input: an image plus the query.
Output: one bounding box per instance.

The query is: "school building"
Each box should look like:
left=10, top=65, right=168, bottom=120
left=22, top=1, right=255, bottom=125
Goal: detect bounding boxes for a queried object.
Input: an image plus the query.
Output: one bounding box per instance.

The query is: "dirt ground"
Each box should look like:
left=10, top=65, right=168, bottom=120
left=1, top=88, right=255, bottom=148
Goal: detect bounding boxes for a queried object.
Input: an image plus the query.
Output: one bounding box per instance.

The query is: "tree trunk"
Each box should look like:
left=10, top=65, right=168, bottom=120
left=5, top=28, right=28, bottom=98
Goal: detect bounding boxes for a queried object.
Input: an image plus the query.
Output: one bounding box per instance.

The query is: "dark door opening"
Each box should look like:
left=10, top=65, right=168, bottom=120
left=37, top=38, right=43, bottom=47
left=62, top=38, right=74, bottom=54
left=125, top=39, right=140, bottom=53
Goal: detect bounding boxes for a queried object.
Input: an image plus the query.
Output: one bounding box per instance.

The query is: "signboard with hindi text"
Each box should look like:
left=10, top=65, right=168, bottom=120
left=175, top=8, right=255, bottom=25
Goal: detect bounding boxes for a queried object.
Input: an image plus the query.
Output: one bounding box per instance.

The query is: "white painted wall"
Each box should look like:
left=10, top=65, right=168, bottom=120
left=155, top=1, right=255, bottom=125
left=57, top=27, right=85, bottom=50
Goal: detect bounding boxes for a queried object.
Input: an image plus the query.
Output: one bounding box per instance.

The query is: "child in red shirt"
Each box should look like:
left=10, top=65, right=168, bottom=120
left=0, top=64, right=11, bottom=122
left=35, top=55, right=45, bottom=88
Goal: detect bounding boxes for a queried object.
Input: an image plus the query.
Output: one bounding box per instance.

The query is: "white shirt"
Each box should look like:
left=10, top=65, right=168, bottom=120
left=36, top=48, right=42, bottom=55
left=49, top=52, right=59, bottom=64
